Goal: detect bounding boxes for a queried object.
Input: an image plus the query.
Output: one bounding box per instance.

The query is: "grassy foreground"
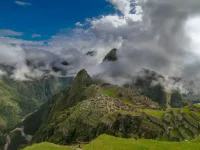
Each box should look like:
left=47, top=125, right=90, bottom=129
left=84, top=135, right=200, bottom=150
left=24, top=135, right=200, bottom=150
left=23, top=142, right=70, bottom=150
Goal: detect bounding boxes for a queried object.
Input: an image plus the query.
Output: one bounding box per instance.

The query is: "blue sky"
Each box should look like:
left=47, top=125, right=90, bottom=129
left=0, top=0, right=115, bottom=40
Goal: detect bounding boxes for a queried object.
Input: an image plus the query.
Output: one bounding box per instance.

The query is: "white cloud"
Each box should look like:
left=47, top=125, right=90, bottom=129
left=31, top=34, right=41, bottom=38
left=2, top=0, right=200, bottom=93
left=15, top=1, right=32, bottom=6
left=0, top=29, right=23, bottom=37
left=107, top=0, right=134, bottom=15
left=75, top=22, right=84, bottom=27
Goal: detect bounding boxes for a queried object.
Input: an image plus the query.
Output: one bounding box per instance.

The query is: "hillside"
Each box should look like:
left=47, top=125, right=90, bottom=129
left=23, top=142, right=70, bottom=150
left=24, top=70, right=200, bottom=145
left=84, top=134, right=200, bottom=150
left=28, top=70, right=161, bottom=145
left=0, top=76, right=73, bottom=147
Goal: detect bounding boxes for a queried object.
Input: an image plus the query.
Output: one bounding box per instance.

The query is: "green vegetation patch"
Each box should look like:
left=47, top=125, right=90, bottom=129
left=23, top=142, right=70, bottom=150
left=84, top=134, right=200, bottom=150
left=118, top=111, right=142, bottom=116
left=101, top=89, right=117, bottom=98
left=171, top=129, right=182, bottom=139
left=194, top=104, right=200, bottom=108
left=142, top=109, right=164, bottom=118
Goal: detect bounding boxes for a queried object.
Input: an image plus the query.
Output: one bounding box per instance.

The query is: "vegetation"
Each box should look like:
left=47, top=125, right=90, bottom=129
left=142, top=109, right=164, bottom=118
left=134, top=69, right=170, bottom=108
left=84, top=135, right=200, bottom=150
left=4, top=67, right=200, bottom=150
left=101, top=89, right=117, bottom=98
left=23, top=135, right=200, bottom=150
left=0, top=76, right=72, bottom=146
left=171, top=91, right=184, bottom=108
left=103, top=48, right=118, bottom=61
left=23, top=142, right=70, bottom=150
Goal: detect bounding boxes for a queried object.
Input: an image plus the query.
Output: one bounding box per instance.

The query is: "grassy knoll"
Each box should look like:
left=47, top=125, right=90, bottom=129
left=23, top=142, right=70, bottom=150
left=23, top=134, right=200, bottom=150
left=84, top=135, right=200, bottom=150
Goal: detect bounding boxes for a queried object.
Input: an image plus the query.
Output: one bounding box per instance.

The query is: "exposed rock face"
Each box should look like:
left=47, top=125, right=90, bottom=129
left=85, top=51, right=96, bottom=57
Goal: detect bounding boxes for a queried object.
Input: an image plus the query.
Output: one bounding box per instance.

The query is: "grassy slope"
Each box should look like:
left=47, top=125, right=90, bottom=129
left=23, top=142, right=70, bottom=150
left=84, top=135, right=200, bottom=150
left=23, top=135, right=200, bottom=150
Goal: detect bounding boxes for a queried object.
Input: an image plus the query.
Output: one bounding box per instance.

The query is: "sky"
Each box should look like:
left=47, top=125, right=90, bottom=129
left=1, top=0, right=200, bottom=92
left=0, top=0, right=114, bottom=40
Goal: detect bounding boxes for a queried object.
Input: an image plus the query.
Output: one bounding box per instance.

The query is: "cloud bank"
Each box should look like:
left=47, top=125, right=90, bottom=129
left=1, top=0, right=200, bottom=92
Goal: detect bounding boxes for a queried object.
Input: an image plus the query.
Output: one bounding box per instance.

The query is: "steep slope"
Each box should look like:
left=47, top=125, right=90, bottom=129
left=84, top=134, right=200, bottom=150
left=0, top=76, right=73, bottom=147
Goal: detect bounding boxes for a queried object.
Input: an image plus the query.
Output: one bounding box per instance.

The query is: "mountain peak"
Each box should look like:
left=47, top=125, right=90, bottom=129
left=103, top=48, right=118, bottom=62
left=74, top=69, right=93, bottom=85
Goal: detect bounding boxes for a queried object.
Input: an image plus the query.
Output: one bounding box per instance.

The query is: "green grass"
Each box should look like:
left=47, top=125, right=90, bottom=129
left=171, top=129, right=182, bottom=138
left=118, top=111, right=142, bottom=116
left=142, top=109, right=164, bottom=118
left=180, top=107, right=196, bottom=120
left=194, top=104, right=200, bottom=108
left=158, top=134, right=169, bottom=141
left=84, top=135, right=200, bottom=150
left=22, top=134, right=200, bottom=150
left=23, top=142, right=70, bottom=150
left=181, top=107, right=191, bottom=114
left=173, top=108, right=180, bottom=114
left=193, top=111, right=200, bottom=117
left=102, top=89, right=117, bottom=98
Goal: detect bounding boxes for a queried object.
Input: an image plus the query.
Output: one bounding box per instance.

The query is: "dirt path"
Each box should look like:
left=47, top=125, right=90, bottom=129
left=4, top=134, right=10, bottom=150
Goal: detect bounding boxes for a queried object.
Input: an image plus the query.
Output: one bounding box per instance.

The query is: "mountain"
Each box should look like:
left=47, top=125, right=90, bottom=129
left=0, top=76, right=73, bottom=147
left=19, top=70, right=159, bottom=145
left=16, top=69, right=200, bottom=148
left=103, top=48, right=118, bottom=62
left=101, top=49, right=184, bottom=108
left=2, top=49, right=200, bottom=150
left=6, top=69, right=200, bottom=150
